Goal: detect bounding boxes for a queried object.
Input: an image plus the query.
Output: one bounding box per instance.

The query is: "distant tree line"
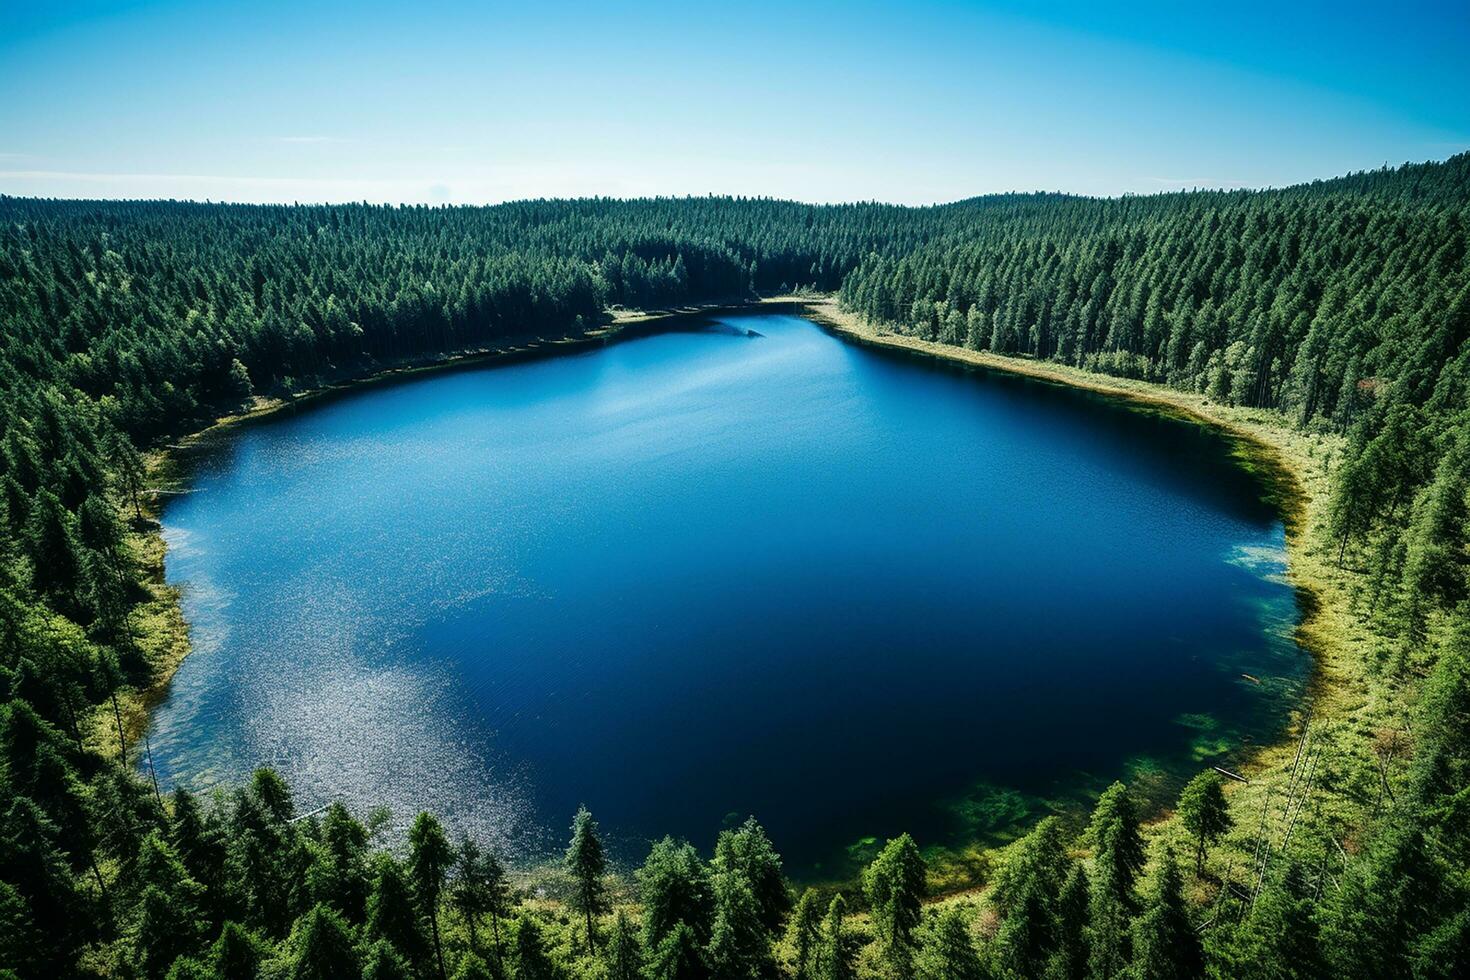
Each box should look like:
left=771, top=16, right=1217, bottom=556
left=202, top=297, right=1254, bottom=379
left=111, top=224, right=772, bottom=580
left=2, top=155, right=1469, bottom=977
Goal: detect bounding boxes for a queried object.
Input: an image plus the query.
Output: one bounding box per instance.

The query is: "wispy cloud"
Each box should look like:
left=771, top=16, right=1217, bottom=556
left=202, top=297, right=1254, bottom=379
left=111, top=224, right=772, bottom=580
left=278, top=135, right=345, bottom=145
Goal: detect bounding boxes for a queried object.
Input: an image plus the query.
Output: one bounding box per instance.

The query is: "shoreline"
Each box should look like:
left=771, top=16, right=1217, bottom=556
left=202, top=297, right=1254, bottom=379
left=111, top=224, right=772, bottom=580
left=114, top=293, right=1389, bottom=897
left=101, top=298, right=801, bottom=757
left=795, top=297, right=1397, bottom=892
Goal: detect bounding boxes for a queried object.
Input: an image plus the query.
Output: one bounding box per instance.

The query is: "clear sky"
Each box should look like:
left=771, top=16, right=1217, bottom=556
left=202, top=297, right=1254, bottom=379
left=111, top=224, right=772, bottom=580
left=2, top=0, right=1467, bottom=205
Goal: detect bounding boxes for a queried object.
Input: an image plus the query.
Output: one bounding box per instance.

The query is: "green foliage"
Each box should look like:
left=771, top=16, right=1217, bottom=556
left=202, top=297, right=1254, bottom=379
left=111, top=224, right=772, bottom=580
left=564, top=804, right=608, bottom=954
left=453, top=836, right=513, bottom=963
left=289, top=903, right=361, bottom=980
left=706, top=862, right=773, bottom=979
left=787, top=889, right=823, bottom=980
left=510, top=914, right=557, bottom=980
left=817, top=895, right=858, bottom=980
left=409, top=811, right=455, bottom=979
left=1125, top=849, right=1200, bottom=980
left=637, top=836, right=713, bottom=952
left=1085, top=783, right=1144, bottom=980
left=1210, top=858, right=1323, bottom=980
left=1177, top=772, right=1233, bottom=873
left=362, top=939, right=414, bottom=980
left=365, top=853, right=431, bottom=973
left=916, top=905, right=985, bottom=980
left=712, top=816, right=790, bottom=933
left=862, top=833, right=927, bottom=976
left=602, top=910, right=645, bottom=980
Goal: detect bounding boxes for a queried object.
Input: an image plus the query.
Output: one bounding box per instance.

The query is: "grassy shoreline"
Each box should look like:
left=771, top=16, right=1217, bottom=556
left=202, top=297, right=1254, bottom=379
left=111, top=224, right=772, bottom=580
left=795, top=296, right=1404, bottom=894
left=109, top=293, right=1398, bottom=900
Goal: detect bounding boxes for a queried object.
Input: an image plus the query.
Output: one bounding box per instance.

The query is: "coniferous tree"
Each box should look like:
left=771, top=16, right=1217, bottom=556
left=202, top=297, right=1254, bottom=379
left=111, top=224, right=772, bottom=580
left=788, top=889, right=824, bottom=980
left=362, top=939, right=413, bottom=980
left=453, top=836, right=512, bottom=962
left=564, top=804, right=608, bottom=954
left=1050, top=863, right=1091, bottom=980
left=711, top=816, right=790, bottom=933
left=1085, top=783, right=1143, bottom=980
left=1213, top=857, right=1322, bottom=980
left=917, top=905, right=985, bottom=980
left=210, top=920, right=266, bottom=980
left=603, top=910, right=645, bottom=980
left=818, top=895, right=857, bottom=980
left=408, top=811, right=455, bottom=980
left=289, top=903, right=361, bottom=980
left=1124, top=849, right=1200, bottom=980
left=706, top=864, right=771, bottom=979
left=1177, top=772, right=1233, bottom=874
left=130, top=832, right=207, bottom=979
left=365, top=853, right=431, bottom=973
left=862, top=833, right=927, bottom=977
left=511, top=915, right=557, bottom=980
left=638, top=836, right=714, bottom=952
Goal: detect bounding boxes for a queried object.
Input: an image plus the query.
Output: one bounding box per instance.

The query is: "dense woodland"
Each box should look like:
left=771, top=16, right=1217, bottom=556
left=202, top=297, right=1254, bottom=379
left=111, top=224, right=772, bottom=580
left=1, top=153, right=1469, bottom=979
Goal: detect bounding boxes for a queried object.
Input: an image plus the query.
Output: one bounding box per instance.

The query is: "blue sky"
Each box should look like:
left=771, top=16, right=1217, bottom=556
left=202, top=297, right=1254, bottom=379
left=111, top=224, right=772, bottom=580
left=2, top=0, right=1467, bottom=204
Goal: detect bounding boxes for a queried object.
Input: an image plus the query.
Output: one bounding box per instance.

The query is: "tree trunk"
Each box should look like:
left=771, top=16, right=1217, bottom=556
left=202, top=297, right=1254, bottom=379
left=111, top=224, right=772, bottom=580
left=429, top=910, right=447, bottom=980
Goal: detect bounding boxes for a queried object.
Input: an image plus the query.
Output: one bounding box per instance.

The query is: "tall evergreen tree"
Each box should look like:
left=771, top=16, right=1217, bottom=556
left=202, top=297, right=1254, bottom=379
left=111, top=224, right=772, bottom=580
left=289, top=903, right=361, bottom=980
left=1177, top=772, right=1233, bottom=874
left=862, top=833, right=927, bottom=977
left=408, top=811, right=455, bottom=980
left=564, top=804, right=608, bottom=954
left=1125, top=850, right=1200, bottom=980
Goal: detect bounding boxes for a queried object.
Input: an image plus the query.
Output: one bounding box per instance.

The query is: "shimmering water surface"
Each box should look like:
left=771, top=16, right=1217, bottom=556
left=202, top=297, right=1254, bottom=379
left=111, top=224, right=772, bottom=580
left=152, top=313, right=1304, bottom=875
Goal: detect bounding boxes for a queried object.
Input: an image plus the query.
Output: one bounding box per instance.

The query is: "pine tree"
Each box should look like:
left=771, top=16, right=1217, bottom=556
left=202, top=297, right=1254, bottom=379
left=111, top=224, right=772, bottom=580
left=1215, top=857, right=1322, bottom=980
left=210, top=921, right=265, bottom=980
left=995, top=873, right=1056, bottom=979
left=307, top=802, right=369, bottom=924
left=1086, top=783, right=1143, bottom=980
left=1177, top=772, right=1233, bottom=874
left=564, top=804, right=608, bottom=954
left=638, top=836, right=714, bottom=950
left=0, top=797, right=85, bottom=971
left=365, top=853, right=431, bottom=972
left=603, top=910, right=645, bottom=980
left=917, top=905, right=984, bottom=980
left=818, top=895, right=857, bottom=980
left=706, top=865, right=771, bottom=979
left=712, top=816, right=790, bottom=932
left=511, top=915, right=557, bottom=980
left=1049, top=863, right=1090, bottom=980
left=862, top=833, right=927, bottom=977
left=362, top=939, right=413, bottom=980
left=289, top=903, right=361, bottom=980
left=1125, top=849, right=1200, bottom=980
left=130, top=833, right=207, bottom=979
left=408, top=811, right=455, bottom=980
left=788, top=889, right=823, bottom=980
left=453, top=836, right=512, bottom=963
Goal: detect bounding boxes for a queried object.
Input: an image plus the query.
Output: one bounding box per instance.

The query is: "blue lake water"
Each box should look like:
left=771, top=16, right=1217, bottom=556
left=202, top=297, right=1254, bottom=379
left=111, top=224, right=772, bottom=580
left=151, top=312, right=1305, bottom=877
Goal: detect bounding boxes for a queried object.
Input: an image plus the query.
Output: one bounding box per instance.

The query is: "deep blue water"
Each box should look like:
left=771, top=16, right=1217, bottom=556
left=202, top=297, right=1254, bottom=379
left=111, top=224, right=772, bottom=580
left=151, top=313, right=1304, bottom=876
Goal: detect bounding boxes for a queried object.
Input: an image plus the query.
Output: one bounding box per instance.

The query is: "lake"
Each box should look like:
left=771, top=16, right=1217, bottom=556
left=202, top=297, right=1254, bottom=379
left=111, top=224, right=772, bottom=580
left=150, top=311, right=1305, bottom=878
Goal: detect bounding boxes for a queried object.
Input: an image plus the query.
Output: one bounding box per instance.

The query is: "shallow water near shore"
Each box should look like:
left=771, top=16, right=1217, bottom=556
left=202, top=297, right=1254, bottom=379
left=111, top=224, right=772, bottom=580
left=150, top=313, right=1304, bottom=878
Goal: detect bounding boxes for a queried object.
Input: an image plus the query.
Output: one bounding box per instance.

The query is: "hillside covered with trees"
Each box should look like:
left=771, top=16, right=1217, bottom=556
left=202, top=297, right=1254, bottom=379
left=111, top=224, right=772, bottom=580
left=2, top=152, right=1469, bottom=979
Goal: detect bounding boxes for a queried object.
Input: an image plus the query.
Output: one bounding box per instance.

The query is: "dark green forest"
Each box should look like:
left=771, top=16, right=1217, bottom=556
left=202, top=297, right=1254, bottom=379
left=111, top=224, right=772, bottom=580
left=2, top=152, right=1470, bottom=979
